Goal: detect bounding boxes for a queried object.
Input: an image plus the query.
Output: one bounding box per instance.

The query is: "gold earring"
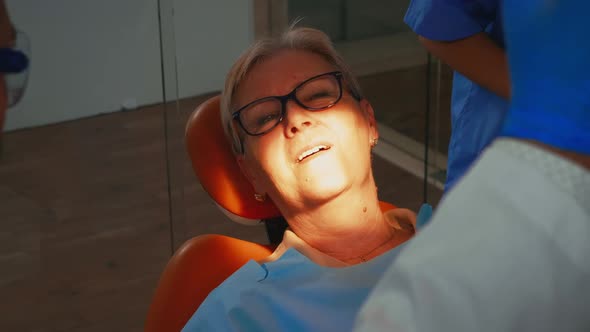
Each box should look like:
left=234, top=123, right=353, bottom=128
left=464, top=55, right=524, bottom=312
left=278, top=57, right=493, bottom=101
left=254, top=193, right=266, bottom=202
left=370, top=138, right=378, bottom=147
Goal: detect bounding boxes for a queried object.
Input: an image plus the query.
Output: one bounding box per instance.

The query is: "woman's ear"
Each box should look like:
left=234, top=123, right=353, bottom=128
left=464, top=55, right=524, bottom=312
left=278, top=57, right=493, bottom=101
left=236, top=154, right=264, bottom=193
left=360, top=99, right=379, bottom=142
left=236, top=154, right=255, bottom=183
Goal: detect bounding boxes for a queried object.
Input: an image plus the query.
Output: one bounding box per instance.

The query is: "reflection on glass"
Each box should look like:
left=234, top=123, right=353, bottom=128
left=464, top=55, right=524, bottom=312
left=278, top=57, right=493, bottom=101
left=288, top=0, right=409, bottom=42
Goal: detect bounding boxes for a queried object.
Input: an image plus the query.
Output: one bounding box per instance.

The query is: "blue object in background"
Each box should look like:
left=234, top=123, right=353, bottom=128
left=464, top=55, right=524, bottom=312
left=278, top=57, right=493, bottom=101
left=0, top=48, right=28, bottom=73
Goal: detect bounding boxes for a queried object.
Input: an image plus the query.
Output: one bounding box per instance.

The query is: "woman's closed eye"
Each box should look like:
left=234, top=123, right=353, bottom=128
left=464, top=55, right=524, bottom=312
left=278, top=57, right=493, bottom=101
left=306, top=91, right=332, bottom=101
left=256, top=112, right=280, bottom=126
left=301, top=90, right=338, bottom=107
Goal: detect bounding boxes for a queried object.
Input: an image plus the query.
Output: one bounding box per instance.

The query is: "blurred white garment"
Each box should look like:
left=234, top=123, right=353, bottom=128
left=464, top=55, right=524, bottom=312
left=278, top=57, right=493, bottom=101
left=355, top=138, right=590, bottom=332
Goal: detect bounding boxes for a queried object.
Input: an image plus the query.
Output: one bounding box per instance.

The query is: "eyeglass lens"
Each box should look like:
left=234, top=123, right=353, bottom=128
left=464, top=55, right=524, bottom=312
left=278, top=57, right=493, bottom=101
left=239, top=73, right=340, bottom=135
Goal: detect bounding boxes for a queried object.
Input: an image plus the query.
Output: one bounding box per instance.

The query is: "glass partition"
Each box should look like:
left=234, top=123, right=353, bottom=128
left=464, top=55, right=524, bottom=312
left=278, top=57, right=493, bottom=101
left=165, top=0, right=270, bottom=248
left=0, top=0, right=174, bottom=329
left=0, top=1, right=452, bottom=330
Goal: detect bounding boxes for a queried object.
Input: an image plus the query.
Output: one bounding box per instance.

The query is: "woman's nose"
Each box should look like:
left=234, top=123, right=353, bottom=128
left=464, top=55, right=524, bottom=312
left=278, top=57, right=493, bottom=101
left=283, top=100, right=312, bottom=137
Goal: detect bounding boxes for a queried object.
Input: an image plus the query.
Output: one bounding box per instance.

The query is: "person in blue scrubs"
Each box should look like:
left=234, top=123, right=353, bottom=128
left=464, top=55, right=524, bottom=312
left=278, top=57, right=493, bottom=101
left=405, top=0, right=509, bottom=192
left=355, top=0, right=590, bottom=330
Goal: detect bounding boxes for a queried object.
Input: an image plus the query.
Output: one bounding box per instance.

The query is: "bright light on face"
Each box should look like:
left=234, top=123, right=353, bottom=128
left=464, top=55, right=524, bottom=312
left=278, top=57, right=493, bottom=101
left=235, top=50, right=377, bottom=216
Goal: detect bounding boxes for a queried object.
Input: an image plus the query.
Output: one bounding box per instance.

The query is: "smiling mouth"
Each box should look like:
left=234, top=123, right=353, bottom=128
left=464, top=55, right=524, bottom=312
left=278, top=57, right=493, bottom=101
left=296, top=145, right=331, bottom=163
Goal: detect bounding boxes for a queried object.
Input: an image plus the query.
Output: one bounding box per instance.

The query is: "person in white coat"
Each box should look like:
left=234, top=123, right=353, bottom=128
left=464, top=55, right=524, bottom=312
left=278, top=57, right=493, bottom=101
left=355, top=0, right=590, bottom=331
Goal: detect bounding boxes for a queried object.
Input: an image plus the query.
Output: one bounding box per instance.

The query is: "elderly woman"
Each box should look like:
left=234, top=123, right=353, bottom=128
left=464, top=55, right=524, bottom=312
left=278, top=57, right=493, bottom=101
left=183, top=27, right=419, bottom=331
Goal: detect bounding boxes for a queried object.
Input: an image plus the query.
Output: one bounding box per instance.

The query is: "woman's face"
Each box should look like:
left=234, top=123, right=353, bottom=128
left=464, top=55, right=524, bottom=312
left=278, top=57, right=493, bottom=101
left=234, top=49, right=378, bottom=213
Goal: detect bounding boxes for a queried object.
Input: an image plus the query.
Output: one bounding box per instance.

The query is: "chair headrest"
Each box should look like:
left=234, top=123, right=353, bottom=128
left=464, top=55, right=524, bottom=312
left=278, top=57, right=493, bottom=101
left=185, top=95, right=282, bottom=220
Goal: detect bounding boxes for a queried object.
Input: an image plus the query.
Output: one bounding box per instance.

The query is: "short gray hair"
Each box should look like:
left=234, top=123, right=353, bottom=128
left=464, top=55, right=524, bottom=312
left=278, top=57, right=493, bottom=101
left=220, top=26, right=363, bottom=154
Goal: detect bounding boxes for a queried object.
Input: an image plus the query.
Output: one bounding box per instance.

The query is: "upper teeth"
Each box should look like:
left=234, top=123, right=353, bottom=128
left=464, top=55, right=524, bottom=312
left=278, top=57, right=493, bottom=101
left=298, top=145, right=328, bottom=162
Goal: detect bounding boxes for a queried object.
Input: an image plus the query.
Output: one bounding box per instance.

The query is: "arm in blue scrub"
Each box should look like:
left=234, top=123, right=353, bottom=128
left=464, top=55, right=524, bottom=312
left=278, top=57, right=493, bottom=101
left=405, top=0, right=510, bottom=98
left=405, top=0, right=501, bottom=41
left=405, top=0, right=510, bottom=193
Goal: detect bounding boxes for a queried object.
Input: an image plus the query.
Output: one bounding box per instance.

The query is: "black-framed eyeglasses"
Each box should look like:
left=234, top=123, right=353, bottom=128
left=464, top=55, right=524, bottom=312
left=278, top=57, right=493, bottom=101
left=232, top=71, right=356, bottom=136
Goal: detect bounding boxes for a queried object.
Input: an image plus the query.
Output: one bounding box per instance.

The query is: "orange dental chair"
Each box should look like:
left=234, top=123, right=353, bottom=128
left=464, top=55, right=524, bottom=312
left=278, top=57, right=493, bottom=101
left=144, top=95, right=396, bottom=331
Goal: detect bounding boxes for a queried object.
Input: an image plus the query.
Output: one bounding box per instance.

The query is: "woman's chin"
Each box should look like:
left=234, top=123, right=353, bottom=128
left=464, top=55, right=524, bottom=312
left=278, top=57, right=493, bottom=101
left=299, top=175, right=350, bottom=204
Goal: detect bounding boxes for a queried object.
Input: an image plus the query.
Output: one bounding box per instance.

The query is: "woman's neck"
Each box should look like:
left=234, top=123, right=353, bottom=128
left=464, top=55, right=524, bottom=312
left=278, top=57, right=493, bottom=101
left=285, top=186, right=397, bottom=264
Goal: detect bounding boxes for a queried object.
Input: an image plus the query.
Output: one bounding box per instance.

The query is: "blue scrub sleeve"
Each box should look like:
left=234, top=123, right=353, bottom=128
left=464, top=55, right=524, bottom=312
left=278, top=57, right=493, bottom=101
left=500, top=0, right=590, bottom=154
left=404, top=0, right=499, bottom=41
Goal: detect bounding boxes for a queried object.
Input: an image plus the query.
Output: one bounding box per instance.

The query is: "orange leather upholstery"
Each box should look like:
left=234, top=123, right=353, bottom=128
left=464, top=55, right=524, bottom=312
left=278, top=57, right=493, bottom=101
left=145, top=235, right=275, bottom=331
left=185, top=95, right=281, bottom=220
left=145, top=95, right=397, bottom=331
